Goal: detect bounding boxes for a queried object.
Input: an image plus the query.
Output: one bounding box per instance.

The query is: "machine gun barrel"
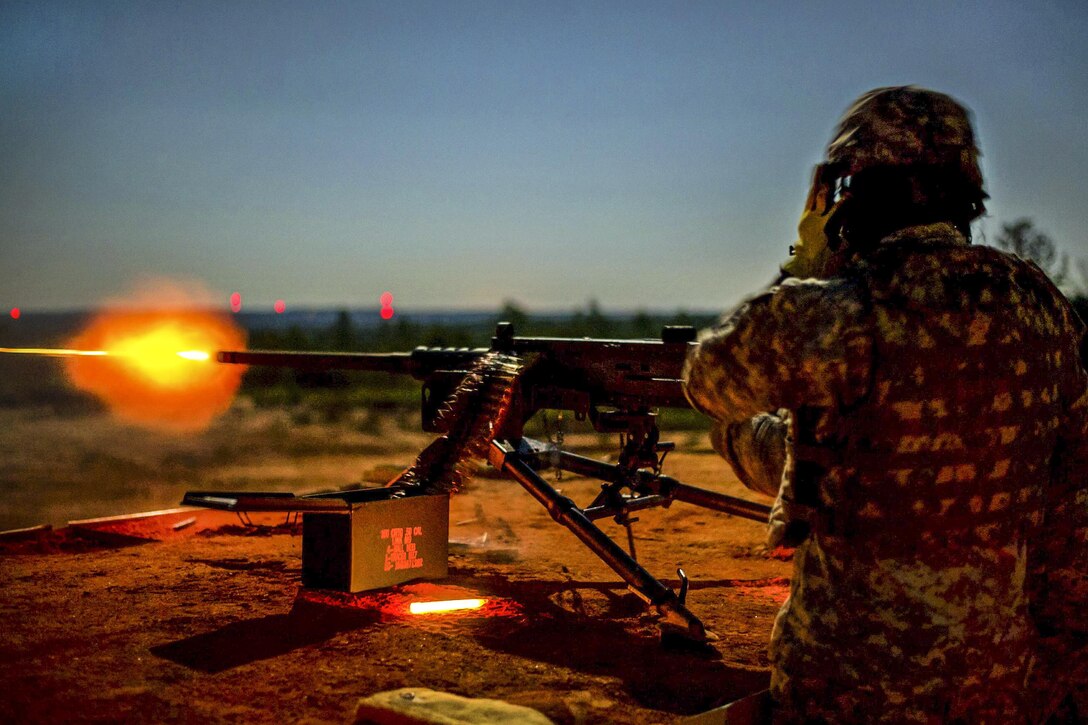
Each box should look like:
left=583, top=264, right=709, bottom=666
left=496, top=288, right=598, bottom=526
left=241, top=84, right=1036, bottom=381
left=216, top=348, right=486, bottom=379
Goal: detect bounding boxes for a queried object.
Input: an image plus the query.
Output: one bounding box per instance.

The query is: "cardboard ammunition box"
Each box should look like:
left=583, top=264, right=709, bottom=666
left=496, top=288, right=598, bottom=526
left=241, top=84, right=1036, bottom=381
left=302, top=494, right=450, bottom=592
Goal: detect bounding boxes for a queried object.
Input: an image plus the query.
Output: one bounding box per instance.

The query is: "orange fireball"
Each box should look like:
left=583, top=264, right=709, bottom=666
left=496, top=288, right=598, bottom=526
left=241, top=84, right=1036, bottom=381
left=64, top=310, right=246, bottom=431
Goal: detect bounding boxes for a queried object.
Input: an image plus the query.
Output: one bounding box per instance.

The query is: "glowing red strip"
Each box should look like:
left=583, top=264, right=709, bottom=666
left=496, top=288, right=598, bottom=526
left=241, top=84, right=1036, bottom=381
left=408, top=598, right=487, bottom=614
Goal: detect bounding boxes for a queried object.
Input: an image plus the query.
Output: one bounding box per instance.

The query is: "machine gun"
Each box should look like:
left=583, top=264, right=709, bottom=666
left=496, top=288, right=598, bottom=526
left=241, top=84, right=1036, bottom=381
left=184, top=323, right=771, bottom=643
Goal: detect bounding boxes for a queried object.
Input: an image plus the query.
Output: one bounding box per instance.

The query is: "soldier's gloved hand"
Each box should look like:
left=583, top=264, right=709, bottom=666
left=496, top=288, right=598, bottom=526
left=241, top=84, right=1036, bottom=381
left=711, top=411, right=788, bottom=499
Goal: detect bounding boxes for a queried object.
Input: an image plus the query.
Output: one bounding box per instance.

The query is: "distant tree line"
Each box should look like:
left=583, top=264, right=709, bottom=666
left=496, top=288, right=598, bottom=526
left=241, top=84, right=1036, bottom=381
left=240, top=302, right=718, bottom=393
left=244, top=302, right=716, bottom=355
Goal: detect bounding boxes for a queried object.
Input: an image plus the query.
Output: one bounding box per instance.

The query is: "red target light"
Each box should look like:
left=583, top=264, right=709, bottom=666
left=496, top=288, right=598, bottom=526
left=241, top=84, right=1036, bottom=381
left=10, top=308, right=20, bottom=320
left=229, top=292, right=242, bottom=313
left=380, top=291, right=394, bottom=320
left=274, top=299, right=286, bottom=314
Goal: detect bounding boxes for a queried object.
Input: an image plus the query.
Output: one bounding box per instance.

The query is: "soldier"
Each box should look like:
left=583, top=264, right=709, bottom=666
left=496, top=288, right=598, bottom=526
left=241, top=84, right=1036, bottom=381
left=683, top=86, right=1088, bottom=722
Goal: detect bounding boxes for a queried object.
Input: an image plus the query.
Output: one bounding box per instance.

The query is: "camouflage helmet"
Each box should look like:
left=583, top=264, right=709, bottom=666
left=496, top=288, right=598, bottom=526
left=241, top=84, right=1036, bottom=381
left=825, top=86, right=984, bottom=195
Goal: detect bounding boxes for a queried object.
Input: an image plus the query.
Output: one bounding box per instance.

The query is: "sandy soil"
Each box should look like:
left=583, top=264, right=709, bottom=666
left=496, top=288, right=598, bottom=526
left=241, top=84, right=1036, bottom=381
left=0, top=409, right=790, bottom=724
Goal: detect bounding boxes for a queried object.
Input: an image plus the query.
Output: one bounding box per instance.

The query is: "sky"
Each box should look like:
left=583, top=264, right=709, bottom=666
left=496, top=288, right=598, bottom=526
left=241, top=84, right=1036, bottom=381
left=2, top=0, right=1086, bottom=314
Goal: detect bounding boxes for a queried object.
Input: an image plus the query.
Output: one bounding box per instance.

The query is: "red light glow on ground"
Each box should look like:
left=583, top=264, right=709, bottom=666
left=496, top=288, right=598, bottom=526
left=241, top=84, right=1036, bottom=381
left=730, top=576, right=792, bottom=605
left=409, top=598, right=487, bottom=615
left=274, top=300, right=286, bottom=314
left=229, top=292, right=242, bottom=313
left=10, top=308, right=20, bottom=320
left=298, top=583, right=522, bottom=624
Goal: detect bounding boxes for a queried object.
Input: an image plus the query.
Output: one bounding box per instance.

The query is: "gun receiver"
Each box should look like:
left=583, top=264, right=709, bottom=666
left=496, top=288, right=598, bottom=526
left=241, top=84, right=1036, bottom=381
left=218, top=322, right=696, bottom=436
left=199, top=322, right=772, bottom=644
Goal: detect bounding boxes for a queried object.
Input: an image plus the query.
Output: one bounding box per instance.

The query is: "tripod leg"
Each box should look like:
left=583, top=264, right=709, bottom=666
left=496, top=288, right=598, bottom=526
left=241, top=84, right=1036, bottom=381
left=489, top=440, right=708, bottom=643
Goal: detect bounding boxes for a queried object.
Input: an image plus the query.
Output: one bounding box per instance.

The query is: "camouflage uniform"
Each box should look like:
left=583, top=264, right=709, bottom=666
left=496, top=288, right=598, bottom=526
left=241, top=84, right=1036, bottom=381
left=684, top=88, right=1088, bottom=723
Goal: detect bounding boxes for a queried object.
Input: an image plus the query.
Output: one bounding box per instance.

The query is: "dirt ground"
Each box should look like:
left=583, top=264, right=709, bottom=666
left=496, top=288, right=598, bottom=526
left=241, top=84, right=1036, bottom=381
left=0, top=406, right=790, bottom=724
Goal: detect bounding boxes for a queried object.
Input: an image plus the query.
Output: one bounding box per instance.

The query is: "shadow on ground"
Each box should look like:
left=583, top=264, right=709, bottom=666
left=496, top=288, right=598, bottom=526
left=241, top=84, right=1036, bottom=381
left=150, top=597, right=379, bottom=673
left=459, top=569, right=770, bottom=717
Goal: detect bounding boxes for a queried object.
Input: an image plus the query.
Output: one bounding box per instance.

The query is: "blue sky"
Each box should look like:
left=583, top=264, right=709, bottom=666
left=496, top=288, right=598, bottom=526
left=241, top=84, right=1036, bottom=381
left=2, top=1, right=1086, bottom=313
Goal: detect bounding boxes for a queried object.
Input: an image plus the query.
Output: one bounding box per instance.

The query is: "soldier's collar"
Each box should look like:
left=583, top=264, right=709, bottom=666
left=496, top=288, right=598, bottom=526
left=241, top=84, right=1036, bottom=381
left=878, top=222, right=967, bottom=248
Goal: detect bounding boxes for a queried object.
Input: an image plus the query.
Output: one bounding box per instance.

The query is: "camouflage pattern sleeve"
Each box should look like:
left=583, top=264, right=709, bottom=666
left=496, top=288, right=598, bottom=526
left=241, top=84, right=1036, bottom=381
left=1025, top=312, right=1088, bottom=719
left=683, top=277, right=873, bottom=426
left=1046, top=378, right=1088, bottom=633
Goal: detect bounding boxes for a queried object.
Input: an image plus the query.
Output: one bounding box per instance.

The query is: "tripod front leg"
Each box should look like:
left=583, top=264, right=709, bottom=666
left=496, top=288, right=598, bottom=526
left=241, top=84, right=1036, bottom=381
left=489, top=439, right=708, bottom=643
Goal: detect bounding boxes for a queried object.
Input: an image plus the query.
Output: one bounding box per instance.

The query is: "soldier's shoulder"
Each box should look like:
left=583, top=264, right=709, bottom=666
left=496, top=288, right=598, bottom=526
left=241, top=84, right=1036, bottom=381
left=971, top=244, right=1061, bottom=287
left=981, top=245, right=1081, bottom=320
left=768, top=275, right=868, bottom=311
left=728, top=276, right=870, bottom=332
left=772, top=275, right=865, bottom=300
